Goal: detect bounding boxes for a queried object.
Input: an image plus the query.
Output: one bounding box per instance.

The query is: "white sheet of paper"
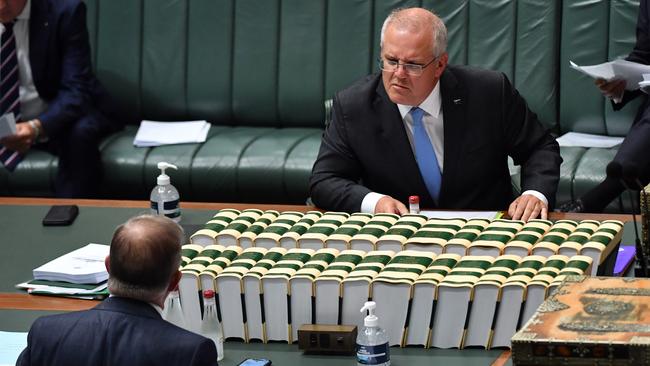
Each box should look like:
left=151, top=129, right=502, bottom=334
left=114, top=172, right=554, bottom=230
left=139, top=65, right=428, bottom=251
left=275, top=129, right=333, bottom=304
left=0, top=331, right=27, bottom=366
left=0, top=113, right=16, bottom=139
left=570, top=59, right=650, bottom=90
left=133, top=120, right=211, bottom=147
left=556, top=132, right=624, bottom=148
left=420, top=210, right=499, bottom=220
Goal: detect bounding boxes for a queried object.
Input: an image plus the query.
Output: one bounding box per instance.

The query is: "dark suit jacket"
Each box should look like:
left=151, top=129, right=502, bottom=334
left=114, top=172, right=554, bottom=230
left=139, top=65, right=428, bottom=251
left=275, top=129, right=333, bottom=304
left=16, top=296, right=219, bottom=366
left=613, top=0, right=650, bottom=179
left=28, top=0, right=118, bottom=139
left=310, top=65, right=561, bottom=213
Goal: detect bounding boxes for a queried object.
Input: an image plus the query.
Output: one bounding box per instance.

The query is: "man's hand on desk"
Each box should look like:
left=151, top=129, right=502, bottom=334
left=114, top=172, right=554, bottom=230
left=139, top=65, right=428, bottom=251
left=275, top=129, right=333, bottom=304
left=508, top=194, right=548, bottom=221
left=374, top=196, right=408, bottom=215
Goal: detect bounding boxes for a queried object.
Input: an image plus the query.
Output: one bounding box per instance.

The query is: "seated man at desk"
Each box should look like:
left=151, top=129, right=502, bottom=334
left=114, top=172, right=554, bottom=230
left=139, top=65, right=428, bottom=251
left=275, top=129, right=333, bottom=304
left=0, top=0, right=121, bottom=197
left=310, top=7, right=561, bottom=221
left=16, top=215, right=219, bottom=366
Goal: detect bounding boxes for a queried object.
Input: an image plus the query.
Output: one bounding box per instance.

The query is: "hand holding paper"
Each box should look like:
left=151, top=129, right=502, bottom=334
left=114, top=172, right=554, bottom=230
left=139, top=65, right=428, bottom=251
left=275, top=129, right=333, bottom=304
left=0, top=113, right=17, bottom=140
left=570, top=59, right=650, bottom=90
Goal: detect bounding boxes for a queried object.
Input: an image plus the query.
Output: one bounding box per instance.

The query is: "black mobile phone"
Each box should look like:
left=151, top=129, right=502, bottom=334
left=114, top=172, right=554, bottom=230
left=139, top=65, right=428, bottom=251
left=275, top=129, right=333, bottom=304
left=42, top=205, right=79, bottom=226
left=237, top=358, right=272, bottom=366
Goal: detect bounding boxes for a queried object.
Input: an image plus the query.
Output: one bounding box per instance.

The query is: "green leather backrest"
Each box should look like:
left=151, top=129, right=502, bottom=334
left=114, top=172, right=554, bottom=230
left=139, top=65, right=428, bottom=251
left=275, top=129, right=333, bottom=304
left=83, top=0, right=636, bottom=134
left=560, top=0, right=641, bottom=136
left=429, top=0, right=559, bottom=128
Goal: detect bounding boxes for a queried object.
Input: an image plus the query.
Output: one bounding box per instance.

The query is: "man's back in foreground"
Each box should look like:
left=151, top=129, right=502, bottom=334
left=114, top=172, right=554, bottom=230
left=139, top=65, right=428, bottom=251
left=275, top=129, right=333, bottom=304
left=18, top=297, right=217, bottom=366
left=16, top=215, right=219, bottom=366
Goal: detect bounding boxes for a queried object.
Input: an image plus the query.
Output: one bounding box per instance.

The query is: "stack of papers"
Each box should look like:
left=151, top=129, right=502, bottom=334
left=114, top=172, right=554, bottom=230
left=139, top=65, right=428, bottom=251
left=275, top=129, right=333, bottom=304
left=0, top=113, right=16, bottom=139
left=32, top=243, right=109, bottom=284
left=16, top=280, right=108, bottom=300
left=420, top=210, right=500, bottom=220
left=556, top=132, right=624, bottom=148
left=570, top=59, right=650, bottom=90
left=18, top=243, right=110, bottom=300
left=133, top=120, right=211, bottom=147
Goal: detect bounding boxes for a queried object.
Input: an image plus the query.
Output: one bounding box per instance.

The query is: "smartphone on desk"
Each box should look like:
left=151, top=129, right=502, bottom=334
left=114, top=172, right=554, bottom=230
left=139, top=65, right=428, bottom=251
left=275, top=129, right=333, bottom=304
left=42, top=205, right=79, bottom=226
left=237, top=358, right=271, bottom=366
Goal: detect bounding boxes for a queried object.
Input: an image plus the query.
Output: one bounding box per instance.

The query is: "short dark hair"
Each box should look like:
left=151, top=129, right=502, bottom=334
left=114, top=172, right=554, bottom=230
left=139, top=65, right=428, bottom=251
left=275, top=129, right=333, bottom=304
left=108, top=215, right=183, bottom=301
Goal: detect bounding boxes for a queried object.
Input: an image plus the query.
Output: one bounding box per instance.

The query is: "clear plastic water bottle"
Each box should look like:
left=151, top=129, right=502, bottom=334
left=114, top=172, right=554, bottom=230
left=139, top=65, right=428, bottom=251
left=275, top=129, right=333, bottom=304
left=150, top=162, right=181, bottom=223
left=356, top=301, right=390, bottom=366
left=162, top=290, right=187, bottom=330
left=200, top=290, right=224, bottom=361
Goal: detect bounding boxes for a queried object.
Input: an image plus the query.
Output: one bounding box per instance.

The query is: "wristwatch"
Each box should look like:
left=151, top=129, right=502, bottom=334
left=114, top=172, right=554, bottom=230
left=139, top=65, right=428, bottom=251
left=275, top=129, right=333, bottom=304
left=28, top=119, right=41, bottom=143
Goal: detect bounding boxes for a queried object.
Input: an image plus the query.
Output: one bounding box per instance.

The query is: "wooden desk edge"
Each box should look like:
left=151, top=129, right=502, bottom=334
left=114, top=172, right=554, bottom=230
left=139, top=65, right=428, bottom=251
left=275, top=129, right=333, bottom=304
left=491, top=350, right=512, bottom=366
left=0, top=293, right=99, bottom=311
left=0, top=197, right=317, bottom=212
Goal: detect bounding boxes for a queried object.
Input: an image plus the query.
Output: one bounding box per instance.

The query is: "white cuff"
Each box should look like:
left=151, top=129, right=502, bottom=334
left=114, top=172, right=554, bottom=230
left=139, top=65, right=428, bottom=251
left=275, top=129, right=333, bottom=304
left=361, top=192, right=386, bottom=213
left=521, top=190, right=548, bottom=207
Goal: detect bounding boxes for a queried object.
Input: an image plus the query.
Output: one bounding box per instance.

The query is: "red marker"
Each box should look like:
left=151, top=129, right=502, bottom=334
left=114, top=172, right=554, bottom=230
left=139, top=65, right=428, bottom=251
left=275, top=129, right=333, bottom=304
left=409, top=195, right=420, bottom=214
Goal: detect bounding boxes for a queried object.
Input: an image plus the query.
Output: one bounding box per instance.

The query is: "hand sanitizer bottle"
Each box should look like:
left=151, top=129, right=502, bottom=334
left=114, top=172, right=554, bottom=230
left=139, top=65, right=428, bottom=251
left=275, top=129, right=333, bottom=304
left=356, top=301, right=390, bottom=366
left=150, top=162, right=181, bottom=223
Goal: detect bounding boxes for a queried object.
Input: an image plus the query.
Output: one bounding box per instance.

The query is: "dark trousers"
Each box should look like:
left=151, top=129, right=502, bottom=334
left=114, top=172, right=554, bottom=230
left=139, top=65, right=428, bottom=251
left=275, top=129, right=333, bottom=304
left=36, top=107, right=118, bottom=198
left=581, top=105, right=650, bottom=212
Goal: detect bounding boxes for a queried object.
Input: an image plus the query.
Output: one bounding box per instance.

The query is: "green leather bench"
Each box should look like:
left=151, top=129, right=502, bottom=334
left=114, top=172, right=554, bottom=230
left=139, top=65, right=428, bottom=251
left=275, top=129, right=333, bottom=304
left=0, top=0, right=642, bottom=212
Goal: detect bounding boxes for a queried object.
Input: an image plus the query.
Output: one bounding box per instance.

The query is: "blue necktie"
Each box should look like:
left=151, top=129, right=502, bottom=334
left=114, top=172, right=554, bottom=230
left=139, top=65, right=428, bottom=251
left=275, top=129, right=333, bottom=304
left=0, top=21, right=23, bottom=172
left=411, top=107, right=441, bottom=202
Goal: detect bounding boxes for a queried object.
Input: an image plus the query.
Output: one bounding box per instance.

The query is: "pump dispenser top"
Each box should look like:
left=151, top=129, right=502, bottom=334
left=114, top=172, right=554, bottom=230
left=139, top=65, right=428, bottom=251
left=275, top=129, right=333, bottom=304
left=360, top=301, right=378, bottom=327
left=157, top=162, right=177, bottom=185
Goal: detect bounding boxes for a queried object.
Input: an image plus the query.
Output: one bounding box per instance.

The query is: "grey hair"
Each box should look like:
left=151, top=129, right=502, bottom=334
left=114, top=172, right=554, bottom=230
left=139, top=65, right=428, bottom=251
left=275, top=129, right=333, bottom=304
left=380, top=8, right=448, bottom=58
left=107, top=277, right=167, bottom=303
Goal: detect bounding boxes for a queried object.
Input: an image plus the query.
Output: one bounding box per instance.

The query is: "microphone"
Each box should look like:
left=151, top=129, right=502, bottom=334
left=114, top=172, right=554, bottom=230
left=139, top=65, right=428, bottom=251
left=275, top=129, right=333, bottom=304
left=621, top=163, right=650, bottom=277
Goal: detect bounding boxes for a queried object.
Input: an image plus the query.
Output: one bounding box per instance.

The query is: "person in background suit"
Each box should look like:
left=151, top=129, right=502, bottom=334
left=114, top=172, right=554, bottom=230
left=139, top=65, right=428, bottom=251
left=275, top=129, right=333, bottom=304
left=560, top=0, right=650, bottom=213
left=16, top=215, right=219, bottom=366
left=0, top=0, right=121, bottom=197
left=310, top=7, right=561, bottom=221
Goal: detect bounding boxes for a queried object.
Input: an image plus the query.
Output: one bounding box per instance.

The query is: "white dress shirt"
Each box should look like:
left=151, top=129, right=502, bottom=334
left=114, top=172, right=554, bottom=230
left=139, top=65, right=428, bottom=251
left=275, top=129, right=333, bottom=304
left=0, top=0, right=49, bottom=121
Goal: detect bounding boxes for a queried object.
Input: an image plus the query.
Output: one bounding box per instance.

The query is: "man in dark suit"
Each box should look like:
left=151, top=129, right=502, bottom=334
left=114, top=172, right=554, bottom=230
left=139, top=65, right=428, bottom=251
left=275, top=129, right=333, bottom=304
left=0, top=0, right=120, bottom=197
left=561, top=0, right=650, bottom=213
left=310, top=7, right=561, bottom=221
left=16, top=215, right=219, bottom=366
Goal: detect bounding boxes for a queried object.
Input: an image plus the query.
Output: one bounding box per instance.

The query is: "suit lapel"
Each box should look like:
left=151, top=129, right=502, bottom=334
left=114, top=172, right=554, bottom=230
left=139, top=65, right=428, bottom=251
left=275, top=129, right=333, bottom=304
left=439, top=68, right=468, bottom=206
left=374, top=81, right=433, bottom=204
left=28, top=0, right=50, bottom=91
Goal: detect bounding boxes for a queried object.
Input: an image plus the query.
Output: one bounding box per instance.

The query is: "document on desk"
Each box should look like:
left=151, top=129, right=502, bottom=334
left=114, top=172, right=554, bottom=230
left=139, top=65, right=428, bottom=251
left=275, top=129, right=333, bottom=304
left=16, top=279, right=108, bottom=297
left=133, top=120, right=211, bottom=147
left=420, top=210, right=499, bottom=220
left=0, top=331, right=27, bottom=366
left=570, top=59, right=650, bottom=90
left=0, top=113, right=16, bottom=139
left=556, top=131, right=624, bottom=148
left=32, top=243, right=109, bottom=284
